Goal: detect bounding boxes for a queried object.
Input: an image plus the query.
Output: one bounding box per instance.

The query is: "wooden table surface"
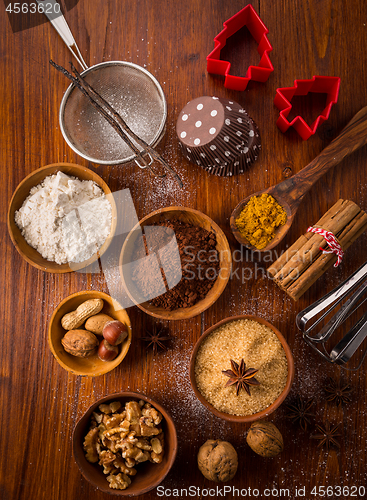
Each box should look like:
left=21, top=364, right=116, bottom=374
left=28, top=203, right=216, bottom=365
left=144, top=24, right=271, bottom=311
left=1, top=1, right=367, bottom=499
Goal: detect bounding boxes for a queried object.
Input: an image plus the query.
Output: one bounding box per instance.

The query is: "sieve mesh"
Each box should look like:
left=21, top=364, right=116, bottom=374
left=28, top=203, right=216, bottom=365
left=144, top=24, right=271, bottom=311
left=60, top=62, right=167, bottom=164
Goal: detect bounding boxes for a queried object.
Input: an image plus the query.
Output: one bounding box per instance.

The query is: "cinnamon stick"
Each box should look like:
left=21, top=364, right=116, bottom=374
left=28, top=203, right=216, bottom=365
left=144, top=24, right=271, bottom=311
left=269, top=200, right=360, bottom=283
left=267, top=200, right=367, bottom=301
left=267, top=199, right=346, bottom=276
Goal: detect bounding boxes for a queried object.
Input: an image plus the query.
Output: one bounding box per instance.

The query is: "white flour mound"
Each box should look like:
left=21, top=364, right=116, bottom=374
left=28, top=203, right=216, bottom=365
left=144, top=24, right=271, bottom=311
left=15, top=171, right=112, bottom=264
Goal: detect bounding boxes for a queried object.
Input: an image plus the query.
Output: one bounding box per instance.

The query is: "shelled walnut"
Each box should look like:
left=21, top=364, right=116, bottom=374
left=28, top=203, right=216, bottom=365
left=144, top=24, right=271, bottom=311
left=83, top=400, right=165, bottom=490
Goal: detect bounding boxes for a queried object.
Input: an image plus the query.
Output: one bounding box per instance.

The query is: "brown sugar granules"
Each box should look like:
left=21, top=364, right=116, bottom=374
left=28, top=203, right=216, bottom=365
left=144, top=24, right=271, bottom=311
left=195, top=319, right=288, bottom=416
left=131, top=218, right=220, bottom=310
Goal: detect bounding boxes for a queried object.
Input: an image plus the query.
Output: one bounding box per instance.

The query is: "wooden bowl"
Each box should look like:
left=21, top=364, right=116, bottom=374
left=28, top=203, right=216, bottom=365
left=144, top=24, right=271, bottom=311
left=48, top=291, right=132, bottom=376
left=189, top=315, right=294, bottom=423
left=7, top=163, right=116, bottom=273
left=72, top=392, right=178, bottom=496
left=119, top=207, right=232, bottom=320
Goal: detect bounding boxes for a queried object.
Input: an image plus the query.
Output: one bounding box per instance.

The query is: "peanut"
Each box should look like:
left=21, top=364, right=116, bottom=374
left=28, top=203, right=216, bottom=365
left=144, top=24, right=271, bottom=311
left=61, top=298, right=104, bottom=330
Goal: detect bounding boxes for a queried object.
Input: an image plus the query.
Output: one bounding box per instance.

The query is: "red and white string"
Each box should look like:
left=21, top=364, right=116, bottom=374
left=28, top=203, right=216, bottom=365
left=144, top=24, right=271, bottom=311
left=307, top=226, right=344, bottom=267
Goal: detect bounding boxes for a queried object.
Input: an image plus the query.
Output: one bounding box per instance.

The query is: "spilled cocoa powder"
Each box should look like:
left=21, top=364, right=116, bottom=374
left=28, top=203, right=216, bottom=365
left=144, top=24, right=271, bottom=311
left=131, top=218, right=220, bottom=310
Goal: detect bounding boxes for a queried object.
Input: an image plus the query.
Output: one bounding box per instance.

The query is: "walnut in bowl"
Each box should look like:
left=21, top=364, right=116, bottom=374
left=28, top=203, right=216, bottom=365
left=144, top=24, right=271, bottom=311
left=73, top=392, right=178, bottom=496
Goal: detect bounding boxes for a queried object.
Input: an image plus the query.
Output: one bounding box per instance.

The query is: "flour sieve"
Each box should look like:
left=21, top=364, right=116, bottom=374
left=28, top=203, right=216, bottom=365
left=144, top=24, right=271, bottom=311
left=40, top=3, right=167, bottom=166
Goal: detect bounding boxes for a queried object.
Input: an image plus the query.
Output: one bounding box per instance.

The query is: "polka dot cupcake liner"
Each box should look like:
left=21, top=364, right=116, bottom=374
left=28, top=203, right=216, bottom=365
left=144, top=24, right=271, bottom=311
left=176, top=96, right=261, bottom=177
left=206, top=117, right=261, bottom=176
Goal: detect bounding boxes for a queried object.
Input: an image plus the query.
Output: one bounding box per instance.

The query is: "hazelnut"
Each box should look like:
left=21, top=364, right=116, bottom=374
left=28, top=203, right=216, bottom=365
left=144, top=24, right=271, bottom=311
left=85, top=313, right=114, bottom=335
left=98, top=340, right=119, bottom=361
left=246, top=421, right=283, bottom=457
left=102, top=320, right=128, bottom=346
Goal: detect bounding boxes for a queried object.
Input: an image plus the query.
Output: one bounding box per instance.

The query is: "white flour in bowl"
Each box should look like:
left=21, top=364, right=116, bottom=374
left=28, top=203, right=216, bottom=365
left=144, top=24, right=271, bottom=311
left=15, top=171, right=112, bottom=264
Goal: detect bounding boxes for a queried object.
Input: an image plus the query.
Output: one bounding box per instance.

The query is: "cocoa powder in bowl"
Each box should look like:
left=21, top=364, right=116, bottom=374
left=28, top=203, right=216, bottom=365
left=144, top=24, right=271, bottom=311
left=131, top=218, right=220, bottom=310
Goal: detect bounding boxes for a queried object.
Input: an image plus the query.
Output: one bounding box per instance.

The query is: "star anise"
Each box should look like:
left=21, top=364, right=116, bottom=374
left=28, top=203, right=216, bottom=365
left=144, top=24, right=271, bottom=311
left=311, top=421, right=341, bottom=450
left=222, top=359, right=260, bottom=396
left=285, top=396, right=315, bottom=431
left=324, top=378, right=352, bottom=407
left=139, top=326, right=170, bottom=355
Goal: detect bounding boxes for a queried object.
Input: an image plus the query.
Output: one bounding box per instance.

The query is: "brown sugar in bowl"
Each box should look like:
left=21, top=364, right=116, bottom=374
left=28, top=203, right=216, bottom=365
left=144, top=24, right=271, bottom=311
left=7, top=162, right=116, bottom=273
left=72, top=392, right=178, bottom=496
left=48, top=291, right=132, bottom=376
left=189, top=315, right=294, bottom=423
left=119, top=206, right=232, bottom=320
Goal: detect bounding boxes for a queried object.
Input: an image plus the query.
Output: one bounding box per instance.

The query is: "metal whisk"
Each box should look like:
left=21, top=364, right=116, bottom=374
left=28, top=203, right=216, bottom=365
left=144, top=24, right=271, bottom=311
left=296, top=261, right=367, bottom=368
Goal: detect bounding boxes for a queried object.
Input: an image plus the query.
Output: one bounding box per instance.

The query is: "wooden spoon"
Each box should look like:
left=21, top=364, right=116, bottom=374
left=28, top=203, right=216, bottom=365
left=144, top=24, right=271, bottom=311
left=230, top=106, right=367, bottom=251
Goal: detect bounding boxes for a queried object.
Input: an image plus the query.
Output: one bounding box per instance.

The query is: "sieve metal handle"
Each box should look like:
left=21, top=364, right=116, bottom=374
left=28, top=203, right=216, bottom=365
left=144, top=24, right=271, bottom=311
left=134, top=153, right=154, bottom=170
left=36, top=0, right=88, bottom=71
left=135, top=154, right=167, bottom=178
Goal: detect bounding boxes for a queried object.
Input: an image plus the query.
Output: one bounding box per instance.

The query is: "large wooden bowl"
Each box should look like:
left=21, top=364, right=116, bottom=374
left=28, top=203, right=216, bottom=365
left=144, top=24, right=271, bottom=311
left=7, top=163, right=116, bottom=273
left=48, top=291, right=132, bottom=376
left=72, top=392, right=178, bottom=496
left=119, top=207, right=232, bottom=320
left=189, top=315, right=294, bottom=423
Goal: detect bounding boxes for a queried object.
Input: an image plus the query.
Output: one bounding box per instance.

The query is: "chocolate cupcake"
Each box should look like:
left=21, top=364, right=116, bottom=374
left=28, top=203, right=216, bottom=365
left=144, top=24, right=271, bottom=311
left=176, top=96, right=261, bottom=176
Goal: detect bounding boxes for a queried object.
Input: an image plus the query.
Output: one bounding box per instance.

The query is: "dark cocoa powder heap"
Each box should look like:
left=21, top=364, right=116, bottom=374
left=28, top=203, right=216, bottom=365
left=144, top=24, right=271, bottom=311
left=132, top=218, right=220, bottom=310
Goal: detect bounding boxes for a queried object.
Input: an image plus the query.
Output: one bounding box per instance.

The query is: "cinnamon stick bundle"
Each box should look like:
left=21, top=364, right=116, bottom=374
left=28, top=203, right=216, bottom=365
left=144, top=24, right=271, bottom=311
left=267, top=200, right=367, bottom=301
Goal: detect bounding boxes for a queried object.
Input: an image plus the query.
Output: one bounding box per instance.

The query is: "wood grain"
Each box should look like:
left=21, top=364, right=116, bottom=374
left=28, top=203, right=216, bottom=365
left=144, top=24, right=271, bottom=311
left=1, top=1, right=367, bottom=499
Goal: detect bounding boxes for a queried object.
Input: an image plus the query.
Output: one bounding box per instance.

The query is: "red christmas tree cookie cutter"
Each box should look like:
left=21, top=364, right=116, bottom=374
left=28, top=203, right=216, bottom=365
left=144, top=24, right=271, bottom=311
left=274, top=76, right=341, bottom=140
left=206, top=4, right=274, bottom=91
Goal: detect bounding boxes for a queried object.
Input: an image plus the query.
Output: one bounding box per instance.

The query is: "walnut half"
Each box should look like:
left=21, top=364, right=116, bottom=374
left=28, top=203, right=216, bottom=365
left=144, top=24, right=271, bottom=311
left=83, top=427, right=99, bottom=463
left=107, top=472, right=131, bottom=490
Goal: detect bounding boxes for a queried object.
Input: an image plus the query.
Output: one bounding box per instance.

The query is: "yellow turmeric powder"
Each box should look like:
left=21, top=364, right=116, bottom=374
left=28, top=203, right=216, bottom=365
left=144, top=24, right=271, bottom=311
left=235, top=194, right=287, bottom=249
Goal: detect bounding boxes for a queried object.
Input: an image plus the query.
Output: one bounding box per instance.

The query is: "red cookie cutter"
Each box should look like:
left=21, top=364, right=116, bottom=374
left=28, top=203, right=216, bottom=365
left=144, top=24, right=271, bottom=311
left=274, top=76, right=341, bottom=140
left=206, top=4, right=273, bottom=91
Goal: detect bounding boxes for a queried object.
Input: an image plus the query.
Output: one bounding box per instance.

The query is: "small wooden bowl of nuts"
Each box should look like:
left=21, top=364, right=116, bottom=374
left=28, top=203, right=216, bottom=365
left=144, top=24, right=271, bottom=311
left=48, top=291, right=132, bottom=376
left=72, top=392, right=178, bottom=496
